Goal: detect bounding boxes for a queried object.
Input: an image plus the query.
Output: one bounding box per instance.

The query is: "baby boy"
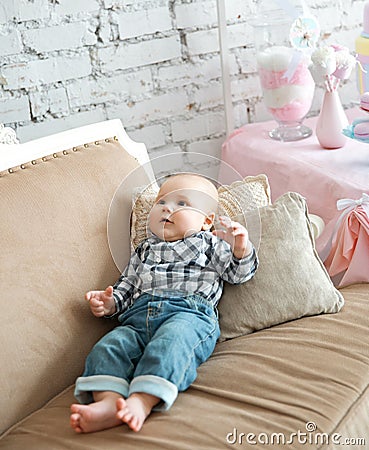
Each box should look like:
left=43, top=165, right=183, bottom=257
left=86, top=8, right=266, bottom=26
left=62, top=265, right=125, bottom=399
left=70, top=173, right=258, bottom=433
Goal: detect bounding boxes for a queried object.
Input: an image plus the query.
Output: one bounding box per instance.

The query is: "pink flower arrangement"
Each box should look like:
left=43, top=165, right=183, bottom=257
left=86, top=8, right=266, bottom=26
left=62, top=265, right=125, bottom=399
left=309, top=44, right=356, bottom=92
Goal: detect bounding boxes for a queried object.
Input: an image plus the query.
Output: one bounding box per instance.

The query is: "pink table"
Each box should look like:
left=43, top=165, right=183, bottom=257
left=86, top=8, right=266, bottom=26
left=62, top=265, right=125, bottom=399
left=219, top=109, right=369, bottom=256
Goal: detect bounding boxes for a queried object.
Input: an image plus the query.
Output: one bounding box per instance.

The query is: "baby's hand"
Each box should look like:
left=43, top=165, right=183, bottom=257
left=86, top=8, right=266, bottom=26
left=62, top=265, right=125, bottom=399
left=85, top=286, right=116, bottom=317
left=213, top=216, right=253, bottom=260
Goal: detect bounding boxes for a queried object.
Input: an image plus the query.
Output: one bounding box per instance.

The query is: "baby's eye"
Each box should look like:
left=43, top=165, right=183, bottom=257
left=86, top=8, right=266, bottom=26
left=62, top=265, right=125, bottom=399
left=177, top=200, right=187, bottom=206
left=158, top=199, right=165, bottom=205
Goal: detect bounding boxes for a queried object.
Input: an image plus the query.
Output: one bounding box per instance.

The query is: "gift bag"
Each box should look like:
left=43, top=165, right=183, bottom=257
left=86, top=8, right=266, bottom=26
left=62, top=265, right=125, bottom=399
left=323, top=195, right=369, bottom=287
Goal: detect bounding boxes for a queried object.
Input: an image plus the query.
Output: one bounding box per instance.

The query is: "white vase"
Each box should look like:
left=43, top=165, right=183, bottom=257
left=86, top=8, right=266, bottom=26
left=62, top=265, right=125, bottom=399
left=316, top=91, right=348, bottom=149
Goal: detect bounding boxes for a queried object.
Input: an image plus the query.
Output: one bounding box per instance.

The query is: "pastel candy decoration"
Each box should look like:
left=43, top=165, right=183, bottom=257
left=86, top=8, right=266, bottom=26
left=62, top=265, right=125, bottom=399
left=257, top=46, right=315, bottom=123
left=252, top=1, right=319, bottom=141
left=354, top=122, right=369, bottom=140
left=333, top=49, right=356, bottom=81
left=355, top=1, right=369, bottom=95
left=289, top=15, right=320, bottom=50
left=343, top=117, right=369, bottom=143
left=360, top=91, right=369, bottom=111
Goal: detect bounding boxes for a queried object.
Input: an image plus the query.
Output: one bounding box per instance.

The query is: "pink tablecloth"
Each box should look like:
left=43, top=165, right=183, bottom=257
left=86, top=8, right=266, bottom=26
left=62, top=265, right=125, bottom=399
left=219, top=109, right=369, bottom=259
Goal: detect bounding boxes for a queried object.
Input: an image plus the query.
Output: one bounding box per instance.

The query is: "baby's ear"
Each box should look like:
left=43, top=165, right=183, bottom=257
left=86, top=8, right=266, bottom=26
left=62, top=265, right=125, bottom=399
left=202, top=212, right=215, bottom=231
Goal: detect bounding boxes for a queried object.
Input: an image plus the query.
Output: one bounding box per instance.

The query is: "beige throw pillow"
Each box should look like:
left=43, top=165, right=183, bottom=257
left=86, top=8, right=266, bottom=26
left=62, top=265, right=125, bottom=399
left=130, top=174, right=271, bottom=248
left=218, top=192, right=345, bottom=341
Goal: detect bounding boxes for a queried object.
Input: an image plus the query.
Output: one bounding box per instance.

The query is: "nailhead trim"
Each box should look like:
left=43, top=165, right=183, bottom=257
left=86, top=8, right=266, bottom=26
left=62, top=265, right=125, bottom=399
left=1, top=137, right=116, bottom=177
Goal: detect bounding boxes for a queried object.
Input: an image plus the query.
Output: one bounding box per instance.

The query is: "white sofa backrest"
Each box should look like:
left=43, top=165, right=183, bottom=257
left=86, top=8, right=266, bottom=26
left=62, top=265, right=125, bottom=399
left=0, top=119, right=153, bottom=178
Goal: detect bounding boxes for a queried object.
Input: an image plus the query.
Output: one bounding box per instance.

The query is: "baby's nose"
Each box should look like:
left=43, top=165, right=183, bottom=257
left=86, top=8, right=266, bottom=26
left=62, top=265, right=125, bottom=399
left=162, top=202, right=174, bottom=212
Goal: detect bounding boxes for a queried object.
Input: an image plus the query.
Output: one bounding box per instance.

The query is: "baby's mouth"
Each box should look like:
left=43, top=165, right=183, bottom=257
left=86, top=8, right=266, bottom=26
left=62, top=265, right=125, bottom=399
left=161, top=218, right=173, bottom=224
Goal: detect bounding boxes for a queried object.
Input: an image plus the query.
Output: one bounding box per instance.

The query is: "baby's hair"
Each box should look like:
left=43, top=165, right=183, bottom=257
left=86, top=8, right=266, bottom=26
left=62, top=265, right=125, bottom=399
left=158, top=172, right=221, bottom=189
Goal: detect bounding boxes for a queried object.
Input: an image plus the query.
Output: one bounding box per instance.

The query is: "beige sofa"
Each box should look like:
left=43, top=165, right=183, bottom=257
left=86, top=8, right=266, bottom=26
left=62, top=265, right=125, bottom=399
left=1, top=121, right=368, bottom=449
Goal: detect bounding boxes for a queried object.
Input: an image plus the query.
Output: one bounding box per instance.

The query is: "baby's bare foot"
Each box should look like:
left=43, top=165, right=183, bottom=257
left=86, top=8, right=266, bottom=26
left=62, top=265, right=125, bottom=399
left=70, top=392, right=122, bottom=433
left=116, top=393, right=159, bottom=432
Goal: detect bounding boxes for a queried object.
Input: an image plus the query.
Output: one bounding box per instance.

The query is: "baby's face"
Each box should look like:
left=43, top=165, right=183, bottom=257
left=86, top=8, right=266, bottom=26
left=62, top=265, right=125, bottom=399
left=148, top=175, right=217, bottom=242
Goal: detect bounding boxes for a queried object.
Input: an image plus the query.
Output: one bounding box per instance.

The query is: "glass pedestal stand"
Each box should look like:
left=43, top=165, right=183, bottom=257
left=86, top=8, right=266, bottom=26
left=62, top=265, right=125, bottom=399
left=270, top=121, right=312, bottom=141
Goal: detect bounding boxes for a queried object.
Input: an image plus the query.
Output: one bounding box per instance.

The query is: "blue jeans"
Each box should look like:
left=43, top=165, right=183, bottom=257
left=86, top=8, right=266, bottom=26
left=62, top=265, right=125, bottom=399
left=74, top=290, right=220, bottom=411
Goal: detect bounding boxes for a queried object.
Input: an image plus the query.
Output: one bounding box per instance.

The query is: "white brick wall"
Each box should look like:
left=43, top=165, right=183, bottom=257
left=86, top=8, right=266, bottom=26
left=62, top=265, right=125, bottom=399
left=0, top=0, right=365, bottom=179
left=0, top=96, right=30, bottom=123
left=22, top=23, right=97, bottom=53
left=117, top=7, right=172, bottom=39
left=2, top=54, right=92, bottom=90
left=66, top=69, right=153, bottom=108
left=51, top=0, right=100, bottom=16
left=0, top=30, right=22, bottom=57
left=175, top=1, right=219, bottom=29
left=98, top=36, right=182, bottom=72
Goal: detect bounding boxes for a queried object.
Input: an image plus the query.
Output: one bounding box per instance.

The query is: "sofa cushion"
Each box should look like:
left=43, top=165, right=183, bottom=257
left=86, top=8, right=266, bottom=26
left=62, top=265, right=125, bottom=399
left=218, top=192, right=344, bottom=341
left=0, top=138, right=148, bottom=434
left=0, top=284, right=368, bottom=448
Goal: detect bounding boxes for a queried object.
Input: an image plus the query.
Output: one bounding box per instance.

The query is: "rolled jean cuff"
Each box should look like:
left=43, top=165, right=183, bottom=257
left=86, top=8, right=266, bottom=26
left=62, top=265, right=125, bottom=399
left=129, top=375, right=178, bottom=411
left=74, top=375, right=129, bottom=404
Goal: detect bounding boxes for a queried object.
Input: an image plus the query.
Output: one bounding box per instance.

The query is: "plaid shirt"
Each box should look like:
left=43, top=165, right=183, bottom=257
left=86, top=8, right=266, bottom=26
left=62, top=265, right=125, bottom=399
left=112, top=231, right=258, bottom=314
